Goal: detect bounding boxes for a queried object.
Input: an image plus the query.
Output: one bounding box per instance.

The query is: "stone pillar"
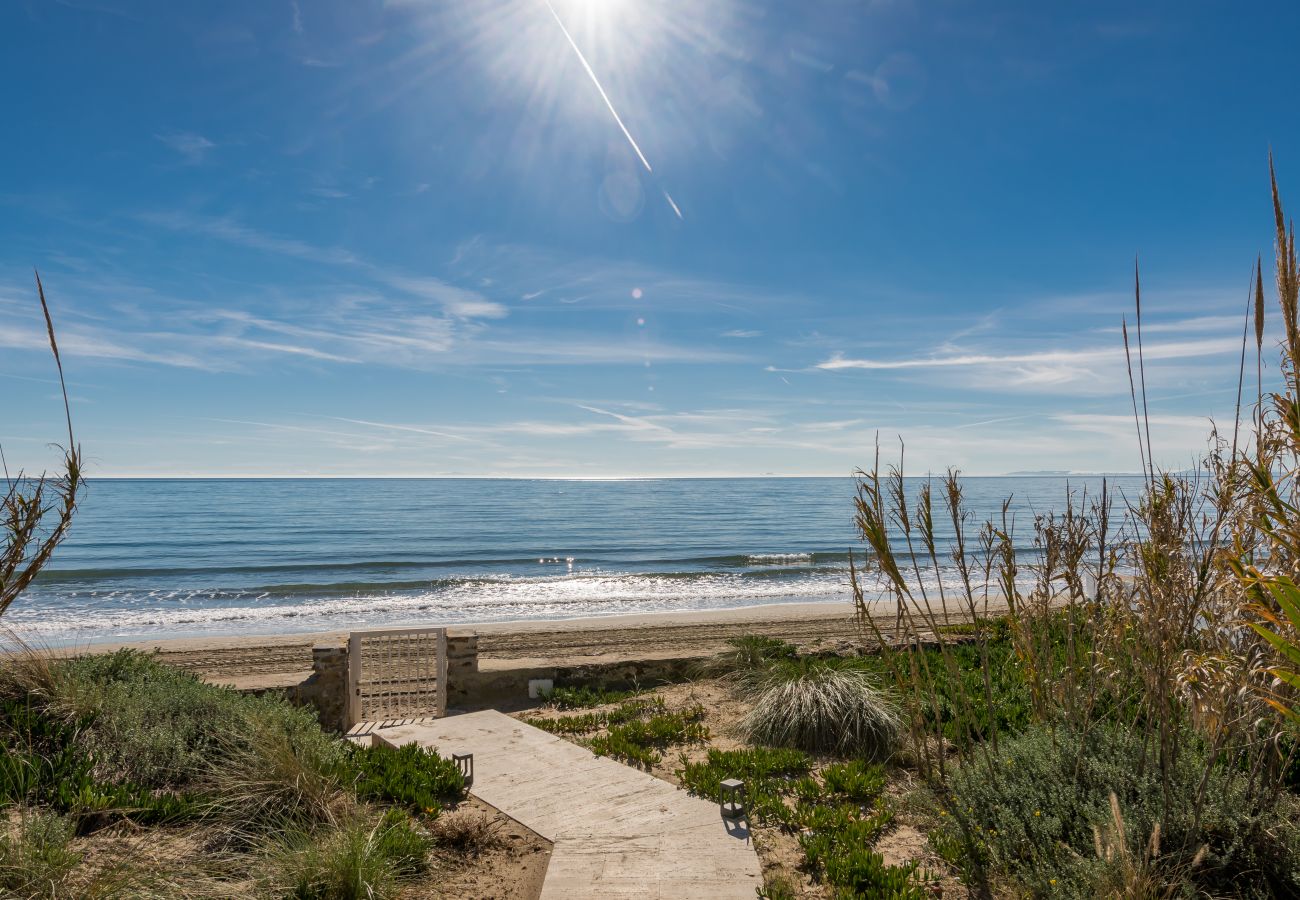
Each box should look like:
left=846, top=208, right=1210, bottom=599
left=446, top=631, right=479, bottom=708
left=297, top=644, right=348, bottom=733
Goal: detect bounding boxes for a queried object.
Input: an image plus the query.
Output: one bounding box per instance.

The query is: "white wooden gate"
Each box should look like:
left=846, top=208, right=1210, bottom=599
left=347, top=626, right=447, bottom=727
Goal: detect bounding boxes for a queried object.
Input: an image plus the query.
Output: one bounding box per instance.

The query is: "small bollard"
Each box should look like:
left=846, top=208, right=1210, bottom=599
left=453, top=752, right=474, bottom=788
left=719, top=778, right=746, bottom=819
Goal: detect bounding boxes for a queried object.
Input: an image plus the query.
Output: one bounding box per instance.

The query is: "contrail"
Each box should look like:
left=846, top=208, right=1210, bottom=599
left=663, top=190, right=683, bottom=219
left=543, top=0, right=655, bottom=172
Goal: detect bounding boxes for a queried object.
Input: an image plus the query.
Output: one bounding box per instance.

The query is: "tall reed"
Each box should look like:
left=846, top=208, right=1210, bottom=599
left=2, top=272, right=82, bottom=620
left=849, top=165, right=1300, bottom=895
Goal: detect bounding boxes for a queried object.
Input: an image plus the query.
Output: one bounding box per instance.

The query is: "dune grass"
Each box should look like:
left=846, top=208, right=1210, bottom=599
left=266, top=809, right=430, bottom=900
left=0, top=648, right=467, bottom=896
left=740, top=656, right=901, bottom=760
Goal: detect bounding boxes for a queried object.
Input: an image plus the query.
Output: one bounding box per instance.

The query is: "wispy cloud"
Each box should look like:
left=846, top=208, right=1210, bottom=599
left=327, top=416, right=485, bottom=443
left=154, top=131, right=215, bottom=165
left=722, top=329, right=762, bottom=338
left=379, top=274, right=507, bottom=319
left=0, top=323, right=211, bottom=369
left=817, top=337, right=1240, bottom=371
left=140, top=211, right=359, bottom=265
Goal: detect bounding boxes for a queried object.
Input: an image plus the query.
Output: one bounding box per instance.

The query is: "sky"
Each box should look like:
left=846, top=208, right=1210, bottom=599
left=3, top=0, right=1300, bottom=478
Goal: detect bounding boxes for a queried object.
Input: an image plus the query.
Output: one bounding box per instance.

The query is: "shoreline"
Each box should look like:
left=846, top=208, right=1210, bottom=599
left=9, top=595, right=1013, bottom=691
left=26, top=598, right=866, bottom=656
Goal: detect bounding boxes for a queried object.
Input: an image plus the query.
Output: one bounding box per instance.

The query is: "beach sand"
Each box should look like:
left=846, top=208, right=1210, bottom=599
left=47, top=600, right=895, bottom=689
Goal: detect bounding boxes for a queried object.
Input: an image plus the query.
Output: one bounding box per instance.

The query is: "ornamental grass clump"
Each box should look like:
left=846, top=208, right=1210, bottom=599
left=740, top=657, right=901, bottom=760
left=266, top=809, right=430, bottom=900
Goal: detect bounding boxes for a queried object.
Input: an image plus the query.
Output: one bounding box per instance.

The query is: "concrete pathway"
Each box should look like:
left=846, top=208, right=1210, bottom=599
left=373, top=710, right=763, bottom=899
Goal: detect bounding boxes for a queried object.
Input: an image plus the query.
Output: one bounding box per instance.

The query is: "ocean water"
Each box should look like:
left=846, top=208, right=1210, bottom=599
left=11, top=477, right=1141, bottom=644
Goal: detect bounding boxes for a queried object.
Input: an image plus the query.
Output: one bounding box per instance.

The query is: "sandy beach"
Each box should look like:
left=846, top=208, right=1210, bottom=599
left=44, top=600, right=888, bottom=688
left=33, top=596, right=1011, bottom=690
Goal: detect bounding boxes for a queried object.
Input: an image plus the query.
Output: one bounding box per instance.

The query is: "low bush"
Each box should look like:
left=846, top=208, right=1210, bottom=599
left=4, top=650, right=255, bottom=790
left=741, top=657, right=901, bottom=759
left=269, top=809, right=430, bottom=900
left=343, top=741, right=466, bottom=817
left=678, top=747, right=812, bottom=827
left=588, top=705, right=708, bottom=769
left=0, top=698, right=195, bottom=826
left=929, top=722, right=1300, bottom=899
left=523, top=697, right=665, bottom=735
left=539, top=684, right=643, bottom=709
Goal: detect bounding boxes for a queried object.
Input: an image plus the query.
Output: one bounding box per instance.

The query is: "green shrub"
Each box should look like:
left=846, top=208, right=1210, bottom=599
left=270, top=809, right=430, bottom=900
left=540, top=684, right=642, bottom=709
left=741, top=658, right=901, bottom=759
left=523, top=697, right=665, bottom=735
left=677, top=747, right=811, bottom=827
left=930, top=722, right=1300, bottom=899
left=40, top=650, right=255, bottom=789
left=588, top=706, right=708, bottom=769
left=342, top=742, right=466, bottom=816
left=0, top=698, right=195, bottom=826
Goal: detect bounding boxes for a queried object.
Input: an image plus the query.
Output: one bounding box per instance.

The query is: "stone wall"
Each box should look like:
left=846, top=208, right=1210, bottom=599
left=446, top=632, right=478, bottom=708
left=293, top=644, right=348, bottom=732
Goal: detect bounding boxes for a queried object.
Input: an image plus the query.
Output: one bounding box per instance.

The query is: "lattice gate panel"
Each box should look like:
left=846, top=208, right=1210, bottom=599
left=347, top=626, right=447, bottom=726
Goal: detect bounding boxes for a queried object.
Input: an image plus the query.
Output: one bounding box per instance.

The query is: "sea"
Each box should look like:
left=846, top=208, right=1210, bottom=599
left=11, top=476, right=1142, bottom=645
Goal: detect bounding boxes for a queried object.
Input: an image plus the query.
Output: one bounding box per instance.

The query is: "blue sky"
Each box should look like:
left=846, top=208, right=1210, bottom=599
left=3, top=0, right=1298, bottom=477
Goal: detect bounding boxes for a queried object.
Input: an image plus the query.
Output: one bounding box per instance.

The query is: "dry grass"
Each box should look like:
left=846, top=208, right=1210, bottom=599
left=428, top=809, right=506, bottom=857
left=740, top=658, right=901, bottom=759
left=198, top=708, right=355, bottom=838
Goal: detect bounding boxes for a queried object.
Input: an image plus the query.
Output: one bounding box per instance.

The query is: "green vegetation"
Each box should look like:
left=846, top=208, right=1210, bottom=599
left=928, top=723, right=1300, bottom=898
left=679, top=749, right=925, bottom=896
left=524, top=696, right=706, bottom=769
left=842, top=170, right=1300, bottom=898
left=523, top=696, right=665, bottom=735
left=345, top=741, right=465, bottom=817
left=0, top=648, right=468, bottom=897
left=267, top=809, right=430, bottom=899
left=539, top=683, right=644, bottom=709
left=588, top=705, right=709, bottom=769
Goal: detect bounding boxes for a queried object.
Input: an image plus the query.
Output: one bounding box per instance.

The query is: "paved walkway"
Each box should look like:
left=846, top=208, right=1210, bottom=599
left=373, top=710, right=762, bottom=899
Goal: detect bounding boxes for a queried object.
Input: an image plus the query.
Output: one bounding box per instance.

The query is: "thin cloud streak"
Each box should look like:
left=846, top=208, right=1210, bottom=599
left=817, top=337, right=1241, bottom=370
left=327, top=416, right=486, bottom=443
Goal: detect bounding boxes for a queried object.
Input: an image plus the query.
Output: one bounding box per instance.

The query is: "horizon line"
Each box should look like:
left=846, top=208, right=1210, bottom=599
left=71, top=472, right=1149, bottom=481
